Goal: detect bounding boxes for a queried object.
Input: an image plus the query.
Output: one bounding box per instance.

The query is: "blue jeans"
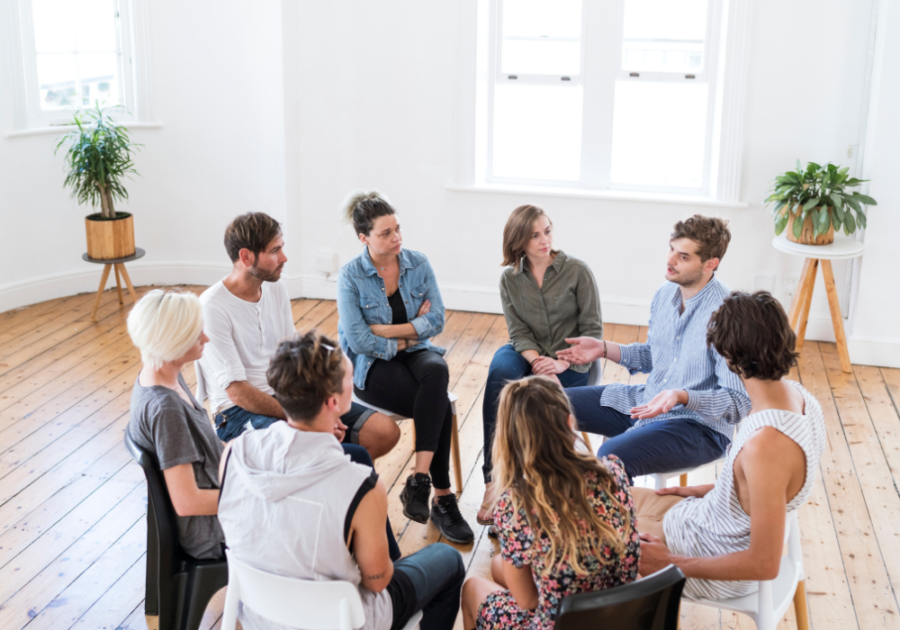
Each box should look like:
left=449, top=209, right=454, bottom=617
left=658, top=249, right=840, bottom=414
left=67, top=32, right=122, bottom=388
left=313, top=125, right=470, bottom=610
left=481, top=344, right=590, bottom=481
left=388, top=543, right=465, bottom=630
left=213, top=407, right=401, bottom=561
left=566, top=385, right=731, bottom=482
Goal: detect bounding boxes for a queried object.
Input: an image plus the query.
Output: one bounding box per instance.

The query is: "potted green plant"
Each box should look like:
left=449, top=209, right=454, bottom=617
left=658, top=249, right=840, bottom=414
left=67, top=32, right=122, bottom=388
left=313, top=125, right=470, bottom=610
left=55, top=104, right=142, bottom=260
left=765, top=160, right=877, bottom=245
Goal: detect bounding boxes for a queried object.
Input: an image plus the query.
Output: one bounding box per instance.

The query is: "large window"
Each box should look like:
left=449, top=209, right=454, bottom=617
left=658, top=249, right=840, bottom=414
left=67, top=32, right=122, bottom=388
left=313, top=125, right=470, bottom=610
left=483, top=0, right=725, bottom=196
left=4, top=0, right=148, bottom=130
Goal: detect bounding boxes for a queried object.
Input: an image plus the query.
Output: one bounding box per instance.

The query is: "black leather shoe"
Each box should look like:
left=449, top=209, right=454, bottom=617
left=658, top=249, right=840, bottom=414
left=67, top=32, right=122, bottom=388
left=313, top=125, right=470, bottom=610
left=431, top=494, right=475, bottom=544
left=400, top=473, right=432, bottom=524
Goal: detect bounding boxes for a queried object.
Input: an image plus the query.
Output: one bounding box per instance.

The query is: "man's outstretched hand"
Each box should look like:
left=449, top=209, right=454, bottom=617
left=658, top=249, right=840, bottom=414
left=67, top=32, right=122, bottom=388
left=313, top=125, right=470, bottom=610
left=557, top=337, right=603, bottom=366
left=629, top=389, right=688, bottom=419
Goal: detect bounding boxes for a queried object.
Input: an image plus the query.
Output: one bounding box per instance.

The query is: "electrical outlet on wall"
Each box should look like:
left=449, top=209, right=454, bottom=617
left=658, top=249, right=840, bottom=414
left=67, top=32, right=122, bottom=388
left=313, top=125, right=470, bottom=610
left=784, top=274, right=800, bottom=300
left=315, top=251, right=337, bottom=275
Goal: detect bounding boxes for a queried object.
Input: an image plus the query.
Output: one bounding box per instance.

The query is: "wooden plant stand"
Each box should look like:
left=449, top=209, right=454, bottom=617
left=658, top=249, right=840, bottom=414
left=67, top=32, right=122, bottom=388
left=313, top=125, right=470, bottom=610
left=773, top=237, right=864, bottom=373
left=82, top=247, right=146, bottom=321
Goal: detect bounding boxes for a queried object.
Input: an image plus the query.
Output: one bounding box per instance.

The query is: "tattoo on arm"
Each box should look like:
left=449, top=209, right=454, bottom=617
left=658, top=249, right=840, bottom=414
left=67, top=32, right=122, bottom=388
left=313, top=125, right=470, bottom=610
left=366, top=571, right=386, bottom=580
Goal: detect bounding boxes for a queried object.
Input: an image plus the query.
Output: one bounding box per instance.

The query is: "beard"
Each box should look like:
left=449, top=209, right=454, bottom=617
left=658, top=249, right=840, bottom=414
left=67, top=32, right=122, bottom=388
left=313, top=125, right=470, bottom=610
left=249, top=263, right=282, bottom=283
left=669, top=266, right=705, bottom=288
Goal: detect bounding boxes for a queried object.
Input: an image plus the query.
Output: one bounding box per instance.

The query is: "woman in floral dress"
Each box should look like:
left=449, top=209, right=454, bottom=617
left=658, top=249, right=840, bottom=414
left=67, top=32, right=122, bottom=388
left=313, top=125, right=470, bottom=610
left=461, top=376, right=640, bottom=630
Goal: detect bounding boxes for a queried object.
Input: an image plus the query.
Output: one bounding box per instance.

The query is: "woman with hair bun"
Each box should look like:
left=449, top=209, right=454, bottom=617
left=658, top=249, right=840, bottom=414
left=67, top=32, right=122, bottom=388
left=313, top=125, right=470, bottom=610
left=337, top=191, right=475, bottom=545
left=477, top=204, right=603, bottom=526
left=461, top=376, right=639, bottom=630
left=126, top=290, right=224, bottom=560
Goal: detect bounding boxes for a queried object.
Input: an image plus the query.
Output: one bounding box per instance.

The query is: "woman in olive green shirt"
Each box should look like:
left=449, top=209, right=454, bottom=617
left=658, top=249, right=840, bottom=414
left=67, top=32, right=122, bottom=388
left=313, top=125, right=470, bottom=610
left=478, top=204, right=603, bottom=525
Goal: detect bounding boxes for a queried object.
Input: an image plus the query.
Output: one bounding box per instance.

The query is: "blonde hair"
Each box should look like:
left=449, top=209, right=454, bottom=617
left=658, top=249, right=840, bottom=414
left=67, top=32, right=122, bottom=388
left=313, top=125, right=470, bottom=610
left=127, top=290, right=204, bottom=369
left=491, top=376, right=633, bottom=576
left=501, top=204, right=557, bottom=272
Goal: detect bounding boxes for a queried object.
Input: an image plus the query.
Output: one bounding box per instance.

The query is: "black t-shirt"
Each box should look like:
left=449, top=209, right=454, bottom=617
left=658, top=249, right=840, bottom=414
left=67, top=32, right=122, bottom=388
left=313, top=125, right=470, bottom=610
left=388, top=290, right=408, bottom=326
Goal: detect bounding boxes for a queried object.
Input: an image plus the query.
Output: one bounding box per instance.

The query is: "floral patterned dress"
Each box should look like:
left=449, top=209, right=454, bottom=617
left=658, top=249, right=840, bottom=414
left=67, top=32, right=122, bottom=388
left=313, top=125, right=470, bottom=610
left=476, top=455, right=640, bottom=630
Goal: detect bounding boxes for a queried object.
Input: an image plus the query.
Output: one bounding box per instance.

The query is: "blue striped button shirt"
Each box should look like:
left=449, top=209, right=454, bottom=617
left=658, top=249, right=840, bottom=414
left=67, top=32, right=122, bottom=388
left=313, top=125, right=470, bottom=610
left=601, top=276, right=751, bottom=438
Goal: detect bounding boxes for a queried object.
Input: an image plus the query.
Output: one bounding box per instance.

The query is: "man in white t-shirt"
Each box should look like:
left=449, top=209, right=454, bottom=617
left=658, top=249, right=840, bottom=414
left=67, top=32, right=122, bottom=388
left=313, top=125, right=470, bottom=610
left=196, top=212, right=401, bottom=462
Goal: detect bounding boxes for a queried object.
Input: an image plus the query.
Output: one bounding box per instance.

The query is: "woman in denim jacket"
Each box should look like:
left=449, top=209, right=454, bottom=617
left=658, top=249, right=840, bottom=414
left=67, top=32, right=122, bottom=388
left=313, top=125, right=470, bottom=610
left=337, top=192, right=474, bottom=545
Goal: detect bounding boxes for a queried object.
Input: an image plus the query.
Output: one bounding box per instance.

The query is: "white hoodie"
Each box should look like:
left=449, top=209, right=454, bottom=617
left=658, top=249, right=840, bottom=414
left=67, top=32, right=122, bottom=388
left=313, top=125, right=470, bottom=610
left=218, top=422, right=393, bottom=630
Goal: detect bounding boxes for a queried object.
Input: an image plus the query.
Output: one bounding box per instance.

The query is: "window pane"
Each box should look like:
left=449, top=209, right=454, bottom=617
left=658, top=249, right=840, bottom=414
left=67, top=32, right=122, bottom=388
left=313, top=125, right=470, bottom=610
left=621, top=0, right=708, bottom=73
left=501, top=0, right=582, bottom=75
left=78, top=53, right=121, bottom=107
left=32, top=0, right=76, bottom=52
left=74, top=0, right=118, bottom=52
left=36, top=53, right=78, bottom=109
left=492, top=84, right=582, bottom=181
left=610, top=82, right=708, bottom=188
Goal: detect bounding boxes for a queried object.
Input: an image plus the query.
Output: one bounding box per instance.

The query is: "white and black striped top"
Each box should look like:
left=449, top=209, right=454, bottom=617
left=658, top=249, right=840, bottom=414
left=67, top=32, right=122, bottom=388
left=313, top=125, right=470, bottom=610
left=662, top=380, right=826, bottom=600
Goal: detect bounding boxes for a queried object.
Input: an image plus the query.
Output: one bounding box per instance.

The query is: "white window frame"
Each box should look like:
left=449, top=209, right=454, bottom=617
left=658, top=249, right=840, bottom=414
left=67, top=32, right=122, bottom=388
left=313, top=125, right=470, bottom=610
left=455, top=0, right=751, bottom=204
left=1, top=0, right=153, bottom=133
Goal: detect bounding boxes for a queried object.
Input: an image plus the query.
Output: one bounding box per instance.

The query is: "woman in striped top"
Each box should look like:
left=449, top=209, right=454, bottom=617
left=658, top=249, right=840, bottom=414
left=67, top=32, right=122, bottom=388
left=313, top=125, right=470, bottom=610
left=633, top=291, right=826, bottom=601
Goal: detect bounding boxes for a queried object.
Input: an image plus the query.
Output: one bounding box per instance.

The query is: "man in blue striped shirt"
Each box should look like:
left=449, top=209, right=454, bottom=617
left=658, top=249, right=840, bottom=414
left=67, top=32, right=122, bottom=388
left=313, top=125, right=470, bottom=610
left=559, top=215, right=751, bottom=480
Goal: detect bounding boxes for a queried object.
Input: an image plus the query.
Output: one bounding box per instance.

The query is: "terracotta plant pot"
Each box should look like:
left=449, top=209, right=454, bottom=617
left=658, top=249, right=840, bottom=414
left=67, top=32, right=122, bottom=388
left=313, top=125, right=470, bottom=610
left=85, top=212, right=135, bottom=259
left=786, top=207, right=835, bottom=245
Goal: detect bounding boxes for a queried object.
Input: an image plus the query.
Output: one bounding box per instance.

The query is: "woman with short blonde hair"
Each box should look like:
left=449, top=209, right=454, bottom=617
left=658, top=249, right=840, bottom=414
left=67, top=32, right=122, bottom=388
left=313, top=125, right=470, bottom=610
left=126, top=290, right=225, bottom=560
left=477, top=204, right=603, bottom=525
left=462, top=377, right=639, bottom=630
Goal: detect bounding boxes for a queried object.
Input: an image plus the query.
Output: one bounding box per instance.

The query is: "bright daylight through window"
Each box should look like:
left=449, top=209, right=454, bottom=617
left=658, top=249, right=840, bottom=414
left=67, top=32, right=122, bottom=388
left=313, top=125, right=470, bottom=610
left=486, top=0, right=720, bottom=195
left=9, top=0, right=140, bottom=128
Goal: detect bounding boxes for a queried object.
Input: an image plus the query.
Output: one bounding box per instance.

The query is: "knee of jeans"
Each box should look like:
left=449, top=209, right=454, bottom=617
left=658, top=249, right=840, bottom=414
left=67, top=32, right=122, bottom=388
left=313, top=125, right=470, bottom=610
left=433, top=543, right=466, bottom=585
left=487, top=362, right=527, bottom=388
left=421, top=360, right=449, bottom=386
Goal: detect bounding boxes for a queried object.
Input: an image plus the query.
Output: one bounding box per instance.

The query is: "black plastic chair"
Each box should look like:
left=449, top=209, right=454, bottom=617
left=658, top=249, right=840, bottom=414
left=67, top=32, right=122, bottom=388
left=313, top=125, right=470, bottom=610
left=125, top=432, right=228, bottom=630
left=556, top=565, right=686, bottom=630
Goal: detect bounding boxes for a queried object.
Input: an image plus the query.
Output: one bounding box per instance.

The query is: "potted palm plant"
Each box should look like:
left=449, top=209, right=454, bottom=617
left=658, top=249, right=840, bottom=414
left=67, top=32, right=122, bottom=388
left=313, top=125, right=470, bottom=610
left=56, top=104, right=142, bottom=259
left=765, top=160, right=877, bottom=245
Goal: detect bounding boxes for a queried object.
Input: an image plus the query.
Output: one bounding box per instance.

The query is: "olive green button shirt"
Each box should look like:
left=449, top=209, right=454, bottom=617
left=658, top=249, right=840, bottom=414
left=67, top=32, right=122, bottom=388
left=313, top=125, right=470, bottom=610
left=499, top=250, right=603, bottom=373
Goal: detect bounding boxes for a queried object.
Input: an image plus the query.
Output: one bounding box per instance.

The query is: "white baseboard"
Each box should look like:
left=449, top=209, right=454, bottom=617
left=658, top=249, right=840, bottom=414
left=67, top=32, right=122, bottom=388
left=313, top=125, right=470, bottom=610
left=5, top=267, right=898, bottom=369
left=0, top=261, right=231, bottom=313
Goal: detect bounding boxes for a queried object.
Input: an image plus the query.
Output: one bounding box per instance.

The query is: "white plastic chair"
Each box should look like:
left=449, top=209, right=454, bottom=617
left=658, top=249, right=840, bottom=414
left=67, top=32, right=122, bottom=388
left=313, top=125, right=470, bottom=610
left=686, top=511, right=809, bottom=630
left=352, top=391, right=464, bottom=494
left=221, top=552, right=422, bottom=630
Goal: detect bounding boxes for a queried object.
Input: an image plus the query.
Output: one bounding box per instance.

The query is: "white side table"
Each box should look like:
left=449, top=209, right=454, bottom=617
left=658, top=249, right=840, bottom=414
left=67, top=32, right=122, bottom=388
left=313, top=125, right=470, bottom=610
left=772, top=236, right=864, bottom=373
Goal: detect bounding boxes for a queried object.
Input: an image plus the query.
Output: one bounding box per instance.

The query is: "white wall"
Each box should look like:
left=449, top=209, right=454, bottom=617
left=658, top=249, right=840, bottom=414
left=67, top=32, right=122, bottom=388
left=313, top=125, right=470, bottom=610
left=1, top=0, right=897, bottom=367
left=0, top=0, right=287, bottom=306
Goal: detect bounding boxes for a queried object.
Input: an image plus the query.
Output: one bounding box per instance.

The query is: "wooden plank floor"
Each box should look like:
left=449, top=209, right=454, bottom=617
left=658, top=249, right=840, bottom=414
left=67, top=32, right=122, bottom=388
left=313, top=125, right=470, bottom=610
left=0, top=289, right=897, bottom=630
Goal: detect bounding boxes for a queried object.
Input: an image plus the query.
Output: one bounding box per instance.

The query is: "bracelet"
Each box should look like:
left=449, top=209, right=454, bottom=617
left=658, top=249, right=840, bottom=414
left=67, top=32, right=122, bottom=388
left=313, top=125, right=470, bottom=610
left=602, top=340, right=608, bottom=359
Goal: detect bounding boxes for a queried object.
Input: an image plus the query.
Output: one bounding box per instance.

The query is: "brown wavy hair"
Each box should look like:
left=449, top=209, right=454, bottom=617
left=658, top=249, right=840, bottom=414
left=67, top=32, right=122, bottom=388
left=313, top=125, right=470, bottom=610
left=670, top=214, right=731, bottom=265
left=491, top=376, right=633, bottom=576
left=501, top=204, right=558, bottom=271
left=707, top=291, right=798, bottom=381
left=267, top=332, right=346, bottom=421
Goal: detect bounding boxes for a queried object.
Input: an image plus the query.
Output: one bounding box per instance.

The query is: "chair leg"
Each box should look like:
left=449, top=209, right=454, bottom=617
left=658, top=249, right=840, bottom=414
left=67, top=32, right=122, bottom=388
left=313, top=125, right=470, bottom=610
left=793, top=580, right=810, bottom=630
left=679, top=473, right=688, bottom=487
left=451, top=412, right=463, bottom=495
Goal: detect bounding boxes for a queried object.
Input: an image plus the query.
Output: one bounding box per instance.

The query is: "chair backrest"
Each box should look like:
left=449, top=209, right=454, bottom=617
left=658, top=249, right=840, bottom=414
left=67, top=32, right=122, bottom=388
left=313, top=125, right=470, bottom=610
left=556, top=565, right=686, bottom=630
left=588, top=358, right=603, bottom=387
left=124, top=431, right=183, bottom=567
left=222, top=551, right=366, bottom=630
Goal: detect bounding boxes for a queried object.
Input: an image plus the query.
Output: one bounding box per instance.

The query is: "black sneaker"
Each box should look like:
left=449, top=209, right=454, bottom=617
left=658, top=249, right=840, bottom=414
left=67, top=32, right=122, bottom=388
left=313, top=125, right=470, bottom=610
left=431, top=494, right=475, bottom=544
left=400, top=473, right=432, bottom=524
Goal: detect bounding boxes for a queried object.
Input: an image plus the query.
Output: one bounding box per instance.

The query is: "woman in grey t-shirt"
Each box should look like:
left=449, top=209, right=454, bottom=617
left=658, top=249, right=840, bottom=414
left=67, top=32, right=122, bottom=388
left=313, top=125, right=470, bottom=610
left=126, top=290, right=225, bottom=560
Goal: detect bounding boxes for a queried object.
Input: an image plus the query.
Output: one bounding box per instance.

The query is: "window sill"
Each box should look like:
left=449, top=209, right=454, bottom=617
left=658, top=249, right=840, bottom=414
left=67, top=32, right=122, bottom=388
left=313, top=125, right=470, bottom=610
left=445, top=183, right=749, bottom=209
left=4, top=121, right=163, bottom=139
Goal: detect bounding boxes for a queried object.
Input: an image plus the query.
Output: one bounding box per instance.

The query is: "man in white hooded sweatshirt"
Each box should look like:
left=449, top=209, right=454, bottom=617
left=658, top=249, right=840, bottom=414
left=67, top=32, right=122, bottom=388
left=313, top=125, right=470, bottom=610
left=217, top=332, right=465, bottom=630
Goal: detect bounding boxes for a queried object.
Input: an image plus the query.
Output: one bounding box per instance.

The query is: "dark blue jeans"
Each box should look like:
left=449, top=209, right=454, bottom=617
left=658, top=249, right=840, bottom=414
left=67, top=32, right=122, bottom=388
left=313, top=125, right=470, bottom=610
left=566, top=385, right=731, bottom=482
left=482, top=344, right=590, bottom=481
left=388, top=542, right=465, bottom=630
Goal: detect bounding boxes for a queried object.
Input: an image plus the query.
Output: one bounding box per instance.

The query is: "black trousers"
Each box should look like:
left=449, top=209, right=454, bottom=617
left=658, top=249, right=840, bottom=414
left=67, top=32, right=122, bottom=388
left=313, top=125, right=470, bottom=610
left=355, top=350, right=453, bottom=490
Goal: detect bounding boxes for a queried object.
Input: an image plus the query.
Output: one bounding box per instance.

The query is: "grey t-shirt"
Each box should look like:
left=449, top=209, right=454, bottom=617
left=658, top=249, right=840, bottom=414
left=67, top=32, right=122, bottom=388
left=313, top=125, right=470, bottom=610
left=127, top=372, right=225, bottom=560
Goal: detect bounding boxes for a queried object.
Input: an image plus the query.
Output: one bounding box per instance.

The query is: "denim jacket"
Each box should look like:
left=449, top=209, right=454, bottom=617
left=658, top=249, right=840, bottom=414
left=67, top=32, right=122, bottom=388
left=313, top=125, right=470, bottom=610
left=337, top=248, right=446, bottom=389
